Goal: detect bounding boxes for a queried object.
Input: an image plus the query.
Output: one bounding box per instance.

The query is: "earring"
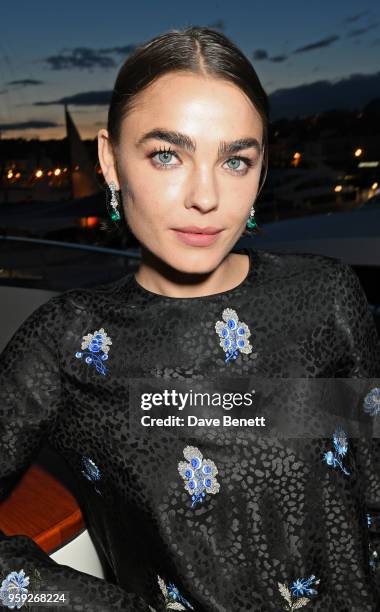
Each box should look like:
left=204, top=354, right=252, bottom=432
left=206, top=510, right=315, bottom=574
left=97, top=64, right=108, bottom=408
left=246, top=204, right=257, bottom=231
left=107, top=181, right=121, bottom=221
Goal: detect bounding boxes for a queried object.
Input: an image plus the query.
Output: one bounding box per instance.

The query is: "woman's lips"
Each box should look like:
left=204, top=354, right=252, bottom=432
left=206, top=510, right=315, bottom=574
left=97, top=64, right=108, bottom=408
left=172, top=229, right=222, bottom=246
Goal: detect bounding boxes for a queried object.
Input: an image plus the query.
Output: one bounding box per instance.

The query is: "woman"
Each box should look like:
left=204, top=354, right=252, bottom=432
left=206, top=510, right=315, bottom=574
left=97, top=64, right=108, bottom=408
left=1, top=26, right=380, bottom=612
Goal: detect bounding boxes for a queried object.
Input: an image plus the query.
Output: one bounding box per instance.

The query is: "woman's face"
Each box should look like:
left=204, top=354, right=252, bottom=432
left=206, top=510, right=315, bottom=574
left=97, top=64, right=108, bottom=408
left=98, top=72, right=264, bottom=274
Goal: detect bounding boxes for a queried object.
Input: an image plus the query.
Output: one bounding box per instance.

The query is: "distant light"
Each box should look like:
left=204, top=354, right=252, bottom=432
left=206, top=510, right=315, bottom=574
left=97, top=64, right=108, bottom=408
left=293, top=152, right=301, bottom=159
left=15, top=172, right=21, bottom=178
left=35, top=169, right=43, bottom=178
left=75, top=165, right=80, bottom=170
left=80, top=216, right=99, bottom=228
left=358, top=161, right=379, bottom=168
left=47, top=171, right=53, bottom=176
left=54, top=168, right=61, bottom=176
left=86, top=216, right=99, bottom=228
left=371, top=182, right=379, bottom=190
left=354, top=148, right=363, bottom=157
left=7, top=170, right=13, bottom=179
left=63, top=167, right=68, bottom=172
left=334, top=185, right=343, bottom=192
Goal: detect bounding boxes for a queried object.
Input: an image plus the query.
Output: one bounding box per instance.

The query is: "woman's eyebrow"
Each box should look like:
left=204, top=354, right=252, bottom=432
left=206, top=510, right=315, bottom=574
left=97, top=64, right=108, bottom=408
left=136, top=128, right=262, bottom=156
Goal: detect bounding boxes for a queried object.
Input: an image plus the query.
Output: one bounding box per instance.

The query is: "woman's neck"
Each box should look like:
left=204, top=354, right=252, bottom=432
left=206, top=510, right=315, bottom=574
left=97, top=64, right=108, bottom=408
left=134, top=249, right=249, bottom=299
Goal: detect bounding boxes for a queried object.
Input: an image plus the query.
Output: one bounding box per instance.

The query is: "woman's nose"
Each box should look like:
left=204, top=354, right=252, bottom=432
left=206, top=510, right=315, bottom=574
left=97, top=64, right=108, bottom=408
left=186, top=167, right=219, bottom=213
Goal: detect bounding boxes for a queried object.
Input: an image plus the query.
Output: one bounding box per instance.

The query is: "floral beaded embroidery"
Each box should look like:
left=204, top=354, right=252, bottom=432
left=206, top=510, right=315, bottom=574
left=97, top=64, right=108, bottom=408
left=75, top=327, right=112, bottom=376
left=0, top=567, right=43, bottom=610
left=367, top=511, right=379, bottom=571
left=153, top=575, right=194, bottom=610
left=0, top=569, right=29, bottom=609
left=81, top=456, right=101, bottom=495
left=369, top=543, right=379, bottom=571
left=363, top=387, right=380, bottom=416
left=278, top=574, right=320, bottom=610
left=178, top=445, right=220, bottom=507
left=323, top=426, right=350, bottom=476
left=214, top=307, right=252, bottom=363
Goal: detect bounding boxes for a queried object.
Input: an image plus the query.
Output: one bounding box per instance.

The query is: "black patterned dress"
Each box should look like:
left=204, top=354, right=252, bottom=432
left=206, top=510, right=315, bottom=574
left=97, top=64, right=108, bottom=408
left=0, top=246, right=379, bottom=612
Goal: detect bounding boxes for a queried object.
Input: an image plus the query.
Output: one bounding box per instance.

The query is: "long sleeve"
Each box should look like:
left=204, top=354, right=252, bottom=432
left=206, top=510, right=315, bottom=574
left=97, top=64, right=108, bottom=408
left=331, top=261, right=380, bottom=590
left=332, top=260, right=380, bottom=378
left=0, top=297, right=151, bottom=611
left=353, top=380, right=380, bottom=592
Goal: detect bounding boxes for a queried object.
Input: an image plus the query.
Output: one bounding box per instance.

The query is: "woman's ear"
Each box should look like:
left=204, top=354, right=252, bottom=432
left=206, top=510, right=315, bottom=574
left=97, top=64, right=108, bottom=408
left=97, top=128, right=120, bottom=188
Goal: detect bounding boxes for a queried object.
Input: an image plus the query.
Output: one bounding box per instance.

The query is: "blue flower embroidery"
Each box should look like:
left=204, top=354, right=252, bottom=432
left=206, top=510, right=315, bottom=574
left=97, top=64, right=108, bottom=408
left=215, top=307, right=253, bottom=363
left=323, top=426, right=350, bottom=476
left=363, top=387, right=380, bottom=416
left=178, top=445, right=220, bottom=507
left=278, top=574, right=320, bottom=610
left=75, top=327, right=112, bottom=376
left=81, top=456, right=101, bottom=495
left=369, top=544, right=378, bottom=570
left=157, top=575, right=194, bottom=610
left=366, top=511, right=379, bottom=571
left=0, top=569, right=30, bottom=609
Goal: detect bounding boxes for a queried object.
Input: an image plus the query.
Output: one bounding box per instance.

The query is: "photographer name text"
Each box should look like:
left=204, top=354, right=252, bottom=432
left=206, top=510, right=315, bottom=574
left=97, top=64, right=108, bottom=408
left=141, top=415, right=266, bottom=427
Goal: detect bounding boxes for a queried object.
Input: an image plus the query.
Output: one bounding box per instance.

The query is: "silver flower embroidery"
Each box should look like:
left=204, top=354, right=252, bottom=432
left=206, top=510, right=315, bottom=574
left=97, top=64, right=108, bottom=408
left=215, top=307, right=252, bottom=363
left=178, top=445, right=220, bottom=507
left=81, top=455, right=102, bottom=495
left=0, top=567, right=44, bottom=610
left=156, top=575, right=194, bottom=610
left=75, top=327, right=112, bottom=376
left=278, top=574, right=320, bottom=610
left=323, top=426, right=350, bottom=476
left=363, top=387, right=380, bottom=417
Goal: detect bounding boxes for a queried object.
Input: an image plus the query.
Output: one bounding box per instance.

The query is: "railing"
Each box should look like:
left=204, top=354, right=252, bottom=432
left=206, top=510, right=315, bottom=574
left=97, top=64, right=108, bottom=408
left=0, top=235, right=142, bottom=291
left=0, top=234, right=142, bottom=258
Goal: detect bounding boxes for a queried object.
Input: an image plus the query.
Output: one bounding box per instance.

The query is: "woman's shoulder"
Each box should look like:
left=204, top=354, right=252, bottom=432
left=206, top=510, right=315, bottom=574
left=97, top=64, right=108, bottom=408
left=18, top=274, right=133, bottom=336
left=248, top=245, right=349, bottom=286
left=51, top=273, right=133, bottom=313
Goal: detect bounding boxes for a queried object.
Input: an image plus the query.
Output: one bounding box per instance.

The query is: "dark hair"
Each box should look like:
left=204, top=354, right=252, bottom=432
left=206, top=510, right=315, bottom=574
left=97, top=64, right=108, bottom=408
left=105, top=26, right=269, bottom=238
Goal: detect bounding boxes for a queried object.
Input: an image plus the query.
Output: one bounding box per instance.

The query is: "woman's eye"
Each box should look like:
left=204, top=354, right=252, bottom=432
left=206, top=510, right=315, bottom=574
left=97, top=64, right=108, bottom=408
left=149, top=148, right=253, bottom=174
left=149, top=149, right=179, bottom=168
left=225, top=157, right=250, bottom=173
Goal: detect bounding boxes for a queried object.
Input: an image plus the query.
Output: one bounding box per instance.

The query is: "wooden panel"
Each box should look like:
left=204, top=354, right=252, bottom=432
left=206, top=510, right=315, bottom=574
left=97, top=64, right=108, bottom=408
left=0, top=463, right=84, bottom=554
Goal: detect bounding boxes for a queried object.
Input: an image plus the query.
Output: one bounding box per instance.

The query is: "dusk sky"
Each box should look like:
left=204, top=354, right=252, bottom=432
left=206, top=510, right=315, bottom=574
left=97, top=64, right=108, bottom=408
left=1, top=0, right=379, bottom=140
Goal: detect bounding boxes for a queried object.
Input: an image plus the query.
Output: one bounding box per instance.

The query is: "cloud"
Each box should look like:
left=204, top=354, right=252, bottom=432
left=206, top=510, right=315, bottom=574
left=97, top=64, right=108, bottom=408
left=343, top=10, right=369, bottom=24
left=347, top=22, right=379, bottom=38
left=269, top=70, right=380, bottom=119
left=0, top=89, right=7, bottom=94
left=254, top=32, right=339, bottom=64
left=44, top=48, right=117, bottom=70
left=34, top=90, right=112, bottom=106
left=269, top=55, right=288, bottom=63
left=293, top=35, right=340, bottom=53
left=253, top=49, right=268, bottom=60
left=0, top=120, right=60, bottom=131
left=7, top=79, right=44, bottom=86
left=42, top=44, right=139, bottom=71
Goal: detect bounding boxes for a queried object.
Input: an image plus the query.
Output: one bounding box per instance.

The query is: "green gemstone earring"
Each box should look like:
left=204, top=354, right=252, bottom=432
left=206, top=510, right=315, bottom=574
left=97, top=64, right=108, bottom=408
left=107, top=181, right=121, bottom=221
left=246, top=204, right=257, bottom=231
